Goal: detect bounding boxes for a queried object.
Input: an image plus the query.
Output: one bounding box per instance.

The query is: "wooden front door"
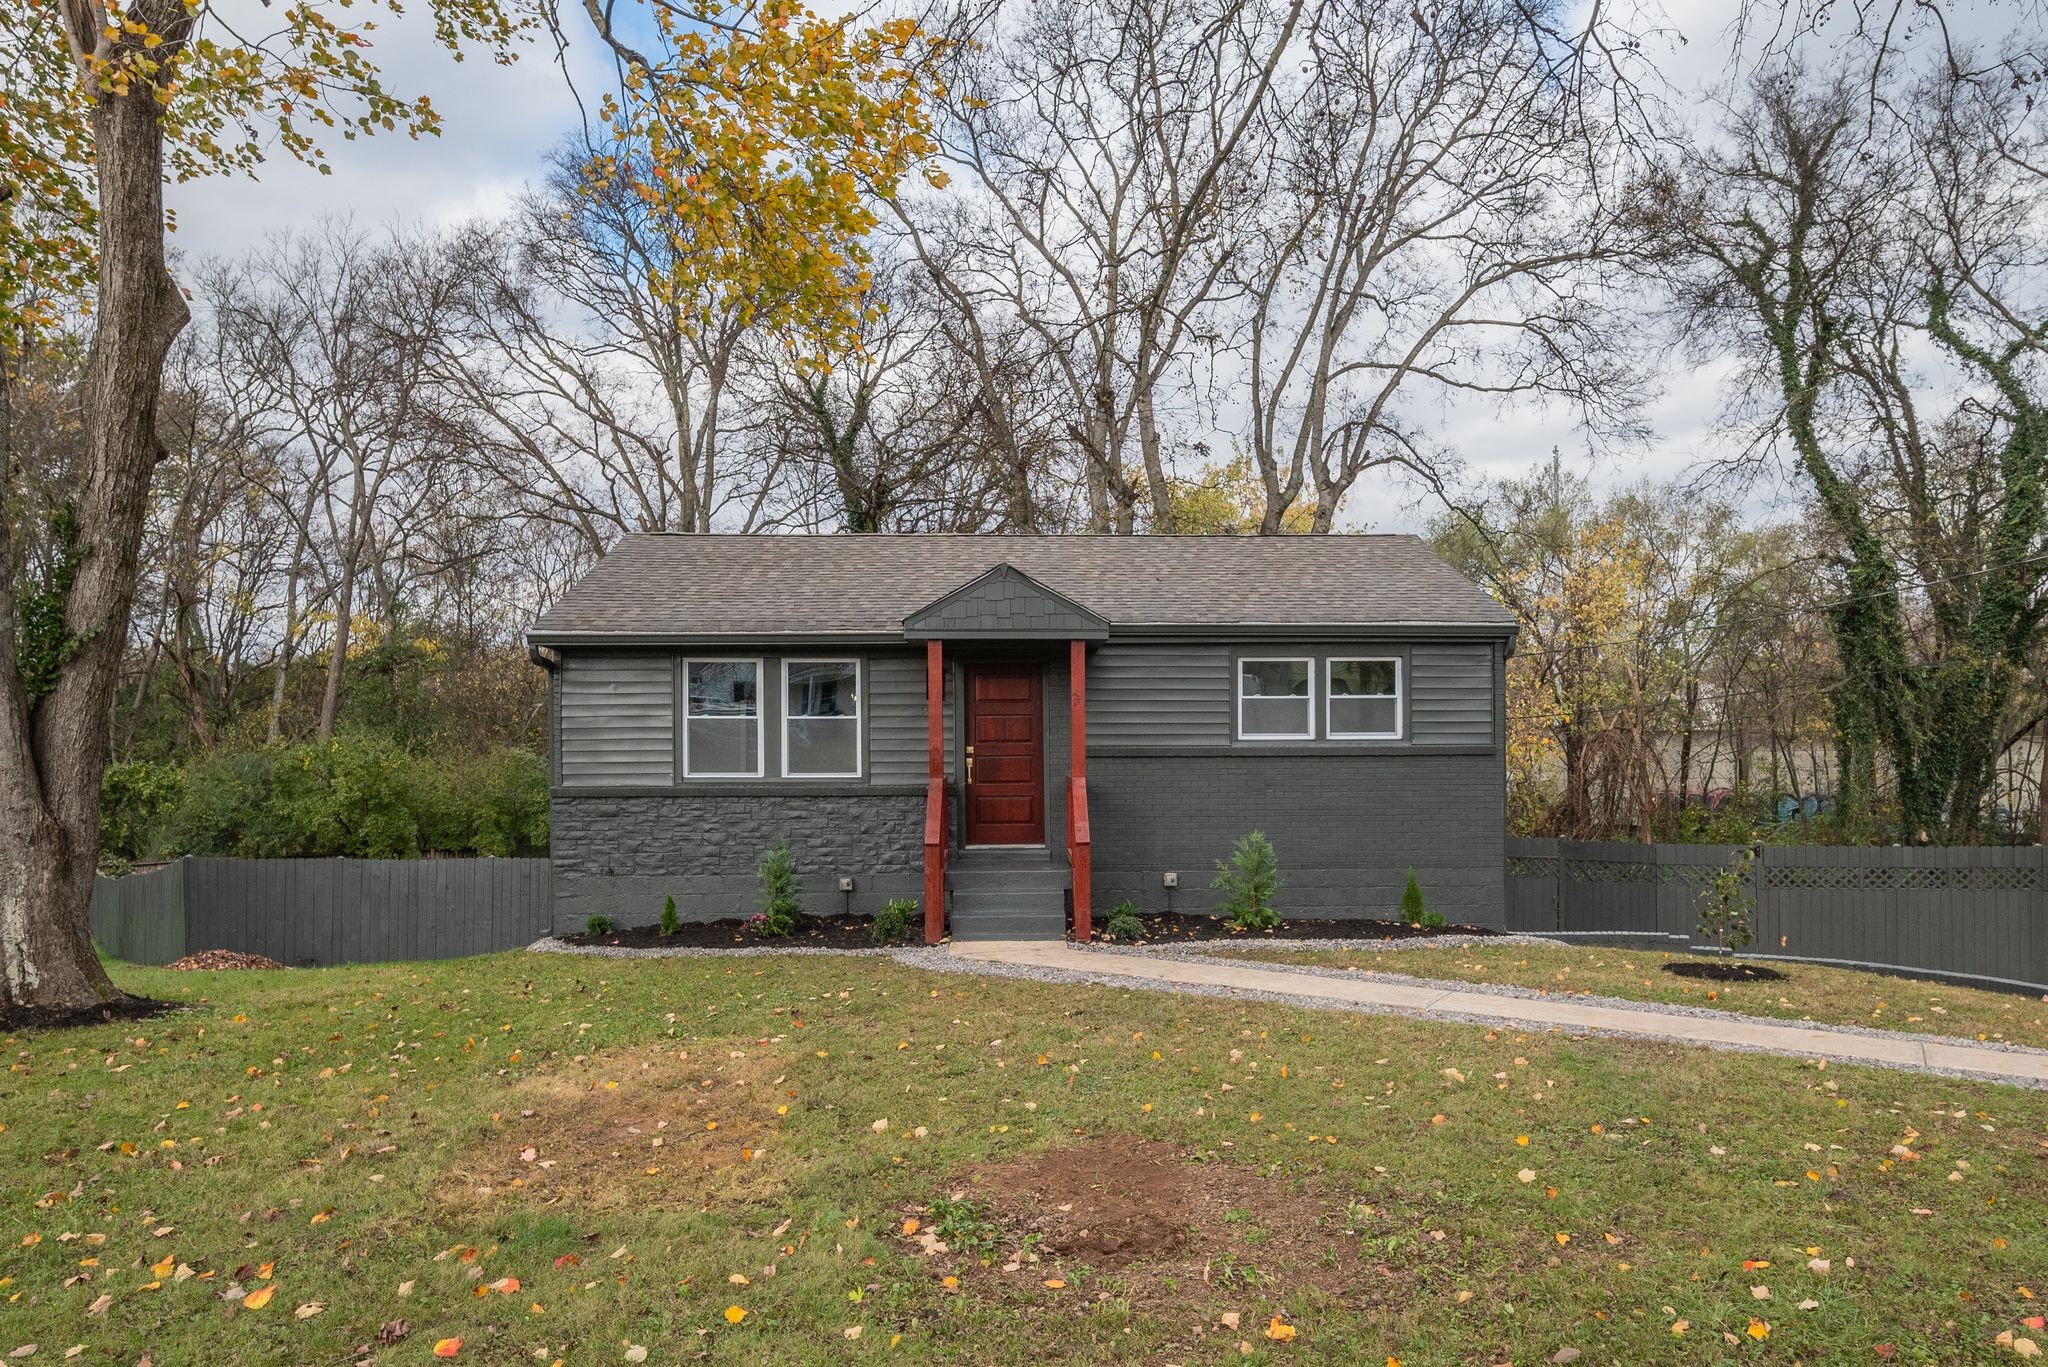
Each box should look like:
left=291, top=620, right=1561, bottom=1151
left=963, top=663, right=1045, bottom=845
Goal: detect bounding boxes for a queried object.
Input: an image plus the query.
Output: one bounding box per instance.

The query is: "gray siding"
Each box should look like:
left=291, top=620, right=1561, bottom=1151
left=1409, top=643, right=1494, bottom=745
left=905, top=564, right=1105, bottom=638
left=867, top=651, right=930, bottom=785
left=559, top=654, right=675, bottom=786
left=1086, top=644, right=1232, bottom=745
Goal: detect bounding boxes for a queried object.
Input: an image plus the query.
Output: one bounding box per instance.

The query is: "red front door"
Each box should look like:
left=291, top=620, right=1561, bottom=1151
left=963, top=663, right=1045, bottom=845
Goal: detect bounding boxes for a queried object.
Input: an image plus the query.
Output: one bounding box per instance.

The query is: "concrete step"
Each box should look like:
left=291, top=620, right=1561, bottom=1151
left=951, top=911, right=1066, bottom=941
left=947, top=865, right=1071, bottom=893
left=950, top=884, right=1067, bottom=941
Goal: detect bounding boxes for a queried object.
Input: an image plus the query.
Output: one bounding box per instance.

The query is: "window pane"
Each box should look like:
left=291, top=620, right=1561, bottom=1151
left=1241, top=659, right=1309, bottom=698
left=787, top=718, right=859, bottom=775
left=1329, top=659, right=1396, bottom=697
left=1330, top=696, right=1399, bottom=736
left=1242, top=696, right=1311, bottom=737
left=689, top=661, right=757, bottom=717
left=787, top=661, right=857, bottom=718
left=688, top=717, right=758, bottom=774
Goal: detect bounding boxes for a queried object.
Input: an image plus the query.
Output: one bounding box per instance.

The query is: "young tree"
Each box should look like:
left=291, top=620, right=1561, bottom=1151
left=1, top=0, right=939, bottom=1010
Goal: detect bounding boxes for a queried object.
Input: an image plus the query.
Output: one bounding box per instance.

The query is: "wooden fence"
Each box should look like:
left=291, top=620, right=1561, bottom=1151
left=1506, top=838, right=2048, bottom=994
left=91, top=857, right=552, bottom=967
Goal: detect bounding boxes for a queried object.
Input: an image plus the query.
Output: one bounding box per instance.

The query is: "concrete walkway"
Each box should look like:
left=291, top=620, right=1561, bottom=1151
left=946, top=940, right=2048, bottom=1088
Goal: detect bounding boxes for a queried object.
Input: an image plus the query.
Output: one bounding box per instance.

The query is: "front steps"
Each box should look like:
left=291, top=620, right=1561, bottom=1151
left=948, top=849, right=1070, bottom=941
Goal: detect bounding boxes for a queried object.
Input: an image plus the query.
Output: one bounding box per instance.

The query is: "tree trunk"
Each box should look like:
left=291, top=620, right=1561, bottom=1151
left=2, top=70, right=187, bottom=1009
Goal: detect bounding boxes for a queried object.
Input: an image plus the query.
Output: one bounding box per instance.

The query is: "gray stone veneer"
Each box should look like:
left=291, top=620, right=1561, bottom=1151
left=551, top=791, right=924, bottom=931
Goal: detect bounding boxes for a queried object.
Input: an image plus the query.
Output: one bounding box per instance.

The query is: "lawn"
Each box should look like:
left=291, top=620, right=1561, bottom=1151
left=1214, top=943, right=2048, bottom=1051
left=2, top=951, right=2045, bottom=1365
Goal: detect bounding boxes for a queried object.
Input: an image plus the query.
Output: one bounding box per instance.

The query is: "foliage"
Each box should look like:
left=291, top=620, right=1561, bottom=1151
left=1400, top=870, right=1426, bottom=926
left=1103, top=902, right=1145, bottom=943
left=1696, top=847, right=1758, bottom=957
left=585, top=915, right=614, bottom=936
left=16, top=503, right=88, bottom=705
left=660, top=895, right=680, bottom=937
left=869, top=897, right=918, bottom=946
left=1213, top=832, right=1281, bottom=932
left=1165, top=454, right=1313, bottom=534
left=111, top=735, right=548, bottom=863
left=756, top=842, right=800, bottom=937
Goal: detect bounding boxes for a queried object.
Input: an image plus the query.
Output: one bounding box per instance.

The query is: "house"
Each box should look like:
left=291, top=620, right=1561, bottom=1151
left=526, top=534, right=1518, bottom=941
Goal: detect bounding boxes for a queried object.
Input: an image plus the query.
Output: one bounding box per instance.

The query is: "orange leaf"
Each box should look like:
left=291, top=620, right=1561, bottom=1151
left=433, top=1338, right=462, bottom=1358
left=724, top=1305, right=748, bottom=1324
left=1265, top=1316, right=1297, bottom=1342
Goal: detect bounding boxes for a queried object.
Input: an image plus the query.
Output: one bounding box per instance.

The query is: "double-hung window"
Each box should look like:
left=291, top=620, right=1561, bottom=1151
left=684, top=659, right=763, bottom=777
left=783, top=659, right=861, bottom=778
left=1327, top=657, right=1401, bottom=738
left=1237, top=657, right=1314, bottom=740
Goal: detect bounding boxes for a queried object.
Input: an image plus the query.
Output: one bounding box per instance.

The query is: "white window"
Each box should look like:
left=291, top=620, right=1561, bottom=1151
left=684, top=659, right=763, bottom=777
left=783, top=659, right=861, bottom=778
left=1237, top=657, right=1314, bottom=739
left=1327, top=657, right=1402, bottom=738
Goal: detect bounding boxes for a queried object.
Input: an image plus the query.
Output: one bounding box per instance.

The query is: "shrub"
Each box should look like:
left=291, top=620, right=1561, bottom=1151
left=757, top=843, right=800, bottom=937
left=1213, top=831, right=1281, bottom=931
left=870, top=897, right=918, bottom=945
left=1697, top=846, right=1757, bottom=955
left=659, top=895, right=680, bottom=936
left=1103, top=901, right=1144, bottom=943
left=585, top=915, right=614, bottom=936
left=1400, top=869, right=1426, bottom=925
left=99, top=759, right=187, bottom=864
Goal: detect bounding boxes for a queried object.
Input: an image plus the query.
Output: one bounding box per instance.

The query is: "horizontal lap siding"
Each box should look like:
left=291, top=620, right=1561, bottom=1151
left=868, top=651, right=930, bottom=785
left=1410, top=644, right=1494, bottom=745
left=1087, top=644, right=1230, bottom=745
left=559, top=655, right=675, bottom=786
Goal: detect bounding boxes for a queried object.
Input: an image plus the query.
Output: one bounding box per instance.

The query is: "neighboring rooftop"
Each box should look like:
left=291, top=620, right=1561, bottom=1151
left=529, top=533, right=1517, bottom=639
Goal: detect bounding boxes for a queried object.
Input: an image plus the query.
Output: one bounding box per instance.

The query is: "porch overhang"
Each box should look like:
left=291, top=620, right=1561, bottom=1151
left=901, top=563, right=1110, bottom=642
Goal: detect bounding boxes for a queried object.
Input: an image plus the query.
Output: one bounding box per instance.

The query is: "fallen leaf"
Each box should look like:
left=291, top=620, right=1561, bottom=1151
left=724, top=1305, right=747, bottom=1325
left=1552, top=1350, right=1581, bottom=1364
left=1747, top=1320, right=1770, bottom=1341
left=1219, top=1312, right=1241, bottom=1330
left=242, top=1285, right=276, bottom=1311
left=293, top=1302, right=323, bottom=1320
left=624, top=1348, right=647, bottom=1364
left=1264, top=1317, right=1296, bottom=1343
left=432, top=1339, right=461, bottom=1359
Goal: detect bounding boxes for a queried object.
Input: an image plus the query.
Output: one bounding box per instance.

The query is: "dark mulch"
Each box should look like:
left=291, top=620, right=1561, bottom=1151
left=1662, top=960, right=1789, bottom=983
left=1113, top=912, right=1503, bottom=945
left=561, top=915, right=904, bottom=950
left=0, top=994, right=177, bottom=1034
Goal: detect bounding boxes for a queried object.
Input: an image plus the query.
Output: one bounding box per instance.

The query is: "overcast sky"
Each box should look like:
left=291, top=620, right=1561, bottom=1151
left=164, top=0, right=1960, bottom=534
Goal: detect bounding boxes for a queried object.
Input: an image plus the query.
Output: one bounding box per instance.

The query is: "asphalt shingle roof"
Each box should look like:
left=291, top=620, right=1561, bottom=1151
left=529, top=533, right=1516, bottom=638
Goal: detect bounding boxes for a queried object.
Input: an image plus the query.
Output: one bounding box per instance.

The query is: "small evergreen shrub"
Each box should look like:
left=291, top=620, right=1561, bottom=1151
left=1103, top=901, right=1145, bottom=943
left=585, top=915, right=614, bottom=936
left=756, top=843, right=800, bottom=937
left=1401, top=869, right=1426, bottom=925
left=659, top=895, right=680, bottom=936
left=870, top=897, right=918, bottom=945
left=1213, top=831, right=1281, bottom=931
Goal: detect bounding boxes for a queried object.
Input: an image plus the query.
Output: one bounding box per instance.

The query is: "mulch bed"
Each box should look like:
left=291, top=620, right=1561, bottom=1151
left=1115, top=912, right=1503, bottom=945
left=165, top=949, right=288, bottom=971
left=561, top=915, right=897, bottom=950
left=0, top=994, right=176, bottom=1034
left=1662, top=960, right=1789, bottom=983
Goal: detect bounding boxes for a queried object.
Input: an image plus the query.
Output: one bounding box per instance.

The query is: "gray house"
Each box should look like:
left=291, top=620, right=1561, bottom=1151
left=527, top=534, right=1517, bottom=941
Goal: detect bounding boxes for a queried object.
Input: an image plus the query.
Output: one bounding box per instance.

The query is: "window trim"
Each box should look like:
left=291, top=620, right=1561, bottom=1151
left=683, top=656, right=766, bottom=779
left=781, top=656, right=863, bottom=779
left=1326, top=655, right=1404, bottom=740
left=1236, top=655, right=1316, bottom=741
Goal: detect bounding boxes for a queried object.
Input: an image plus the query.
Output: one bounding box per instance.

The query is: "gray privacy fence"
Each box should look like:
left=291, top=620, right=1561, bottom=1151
left=91, top=858, right=551, bottom=967
left=1506, top=838, right=2048, bottom=994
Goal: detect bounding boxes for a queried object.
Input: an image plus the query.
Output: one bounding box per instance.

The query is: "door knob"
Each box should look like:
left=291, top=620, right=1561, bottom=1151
left=965, top=745, right=975, bottom=784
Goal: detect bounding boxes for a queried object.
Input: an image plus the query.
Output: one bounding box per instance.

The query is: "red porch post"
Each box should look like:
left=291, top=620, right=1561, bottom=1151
left=923, top=639, right=946, bottom=944
left=1068, top=638, right=1091, bottom=941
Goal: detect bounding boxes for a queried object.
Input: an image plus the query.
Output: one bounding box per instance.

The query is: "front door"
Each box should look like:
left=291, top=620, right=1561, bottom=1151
left=963, top=663, right=1045, bottom=845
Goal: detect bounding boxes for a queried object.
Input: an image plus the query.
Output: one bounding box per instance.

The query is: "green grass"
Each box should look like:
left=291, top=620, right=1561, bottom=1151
left=0, top=951, right=2044, bottom=1363
left=1214, top=943, right=2048, bottom=1050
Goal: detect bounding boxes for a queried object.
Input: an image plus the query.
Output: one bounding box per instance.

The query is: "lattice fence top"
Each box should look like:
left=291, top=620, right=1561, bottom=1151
left=1765, top=865, right=2037, bottom=892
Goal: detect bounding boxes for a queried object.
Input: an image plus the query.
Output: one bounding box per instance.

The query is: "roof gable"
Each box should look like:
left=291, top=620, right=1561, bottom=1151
left=903, top=563, right=1109, bottom=640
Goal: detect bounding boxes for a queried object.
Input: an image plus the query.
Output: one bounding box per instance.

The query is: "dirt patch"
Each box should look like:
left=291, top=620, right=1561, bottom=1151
left=1662, top=960, right=1789, bottom=983
left=560, top=915, right=901, bottom=950
left=0, top=994, right=176, bottom=1033
left=166, top=950, right=288, bottom=971
left=1112, top=914, right=1501, bottom=945
left=901, top=1137, right=1462, bottom=1318
left=443, top=1045, right=794, bottom=1211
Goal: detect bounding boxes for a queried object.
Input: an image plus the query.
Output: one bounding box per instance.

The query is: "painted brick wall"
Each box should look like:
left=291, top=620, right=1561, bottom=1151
left=1085, top=751, right=1507, bottom=927
left=551, top=791, right=924, bottom=931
